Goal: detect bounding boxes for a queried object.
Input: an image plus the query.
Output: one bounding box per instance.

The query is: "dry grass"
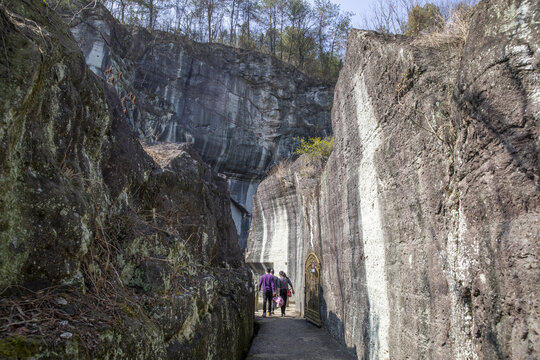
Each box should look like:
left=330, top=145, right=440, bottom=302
left=0, top=213, right=149, bottom=352
left=0, top=210, right=195, bottom=353
left=142, top=143, right=187, bottom=167
left=412, top=5, right=474, bottom=48
left=0, top=285, right=121, bottom=353
left=266, top=159, right=293, bottom=179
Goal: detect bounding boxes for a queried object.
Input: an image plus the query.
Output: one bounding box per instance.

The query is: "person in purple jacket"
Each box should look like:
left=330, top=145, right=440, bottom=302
left=258, top=267, right=276, bottom=317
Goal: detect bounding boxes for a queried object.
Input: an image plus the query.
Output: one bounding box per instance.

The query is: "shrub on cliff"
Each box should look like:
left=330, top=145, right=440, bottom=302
left=404, top=3, right=444, bottom=36
left=411, top=3, right=474, bottom=47
left=364, top=0, right=476, bottom=36
left=294, top=136, right=334, bottom=160
left=267, top=159, right=293, bottom=178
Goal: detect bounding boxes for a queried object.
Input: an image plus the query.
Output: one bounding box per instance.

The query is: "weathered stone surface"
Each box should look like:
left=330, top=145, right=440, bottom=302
left=0, top=1, right=252, bottom=358
left=0, top=0, right=113, bottom=289
left=246, top=156, right=325, bottom=278
left=142, top=143, right=243, bottom=267
left=246, top=0, right=539, bottom=358
left=450, top=0, right=539, bottom=357
left=61, top=1, right=333, bottom=246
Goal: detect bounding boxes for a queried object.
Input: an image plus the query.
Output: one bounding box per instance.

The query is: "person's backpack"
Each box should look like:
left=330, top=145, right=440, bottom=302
left=280, top=277, right=288, bottom=291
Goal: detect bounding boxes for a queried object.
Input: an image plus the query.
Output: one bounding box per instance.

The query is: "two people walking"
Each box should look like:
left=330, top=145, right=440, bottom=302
left=258, top=267, right=295, bottom=317
left=277, top=270, right=294, bottom=316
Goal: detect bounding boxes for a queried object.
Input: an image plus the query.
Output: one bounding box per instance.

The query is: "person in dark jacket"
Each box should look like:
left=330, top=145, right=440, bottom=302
left=278, top=271, right=294, bottom=317
left=258, top=268, right=276, bottom=317
left=270, top=269, right=279, bottom=314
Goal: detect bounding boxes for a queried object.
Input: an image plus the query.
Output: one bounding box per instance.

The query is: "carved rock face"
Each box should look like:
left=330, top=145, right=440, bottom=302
left=247, top=0, right=539, bottom=358
left=1, top=1, right=253, bottom=357
left=66, top=4, right=333, bottom=246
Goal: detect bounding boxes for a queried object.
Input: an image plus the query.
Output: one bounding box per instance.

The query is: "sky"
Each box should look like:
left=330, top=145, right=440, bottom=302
left=329, top=0, right=372, bottom=29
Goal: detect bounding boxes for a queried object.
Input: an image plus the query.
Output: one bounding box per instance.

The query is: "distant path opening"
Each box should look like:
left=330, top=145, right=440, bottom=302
left=246, top=304, right=355, bottom=360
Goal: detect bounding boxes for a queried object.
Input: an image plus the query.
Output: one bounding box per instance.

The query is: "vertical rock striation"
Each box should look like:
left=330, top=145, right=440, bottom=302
left=450, top=0, right=539, bottom=357
left=246, top=156, right=325, bottom=276
left=61, top=2, right=333, bottom=246
left=246, top=0, right=539, bottom=358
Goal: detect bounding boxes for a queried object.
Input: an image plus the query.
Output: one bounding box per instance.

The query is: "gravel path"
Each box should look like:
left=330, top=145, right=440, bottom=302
left=246, top=304, right=356, bottom=360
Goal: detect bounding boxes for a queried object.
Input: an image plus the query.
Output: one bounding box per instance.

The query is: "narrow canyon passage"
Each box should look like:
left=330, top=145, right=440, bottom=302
left=1, top=0, right=538, bottom=358
left=247, top=304, right=355, bottom=360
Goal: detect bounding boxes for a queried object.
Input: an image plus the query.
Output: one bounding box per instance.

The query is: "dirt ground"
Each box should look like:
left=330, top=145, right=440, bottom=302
left=246, top=303, right=356, bottom=360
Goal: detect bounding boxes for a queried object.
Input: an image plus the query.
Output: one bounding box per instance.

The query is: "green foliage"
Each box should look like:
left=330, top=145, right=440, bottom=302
left=404, top=3, right=443, bottom=36
left=294, top=136, right=334, bottom=160
left=0, top=336, right=40, bottom=358
left=95, top=0, right=351, bottom=84
left=128, top=267, right=151, bottom=292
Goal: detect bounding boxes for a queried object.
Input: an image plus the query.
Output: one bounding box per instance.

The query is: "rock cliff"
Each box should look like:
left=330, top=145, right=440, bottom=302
left=0, top=0, right=252, bottom=358
left=61, top=2, right=333, bottom=247
left=246, top=0, right=539, bottom=358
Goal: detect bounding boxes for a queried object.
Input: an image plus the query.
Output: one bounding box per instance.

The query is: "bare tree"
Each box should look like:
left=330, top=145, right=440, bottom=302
left=238, top=0, right=259, bottom=48
left=285, top=0, right=313, bottom=69
left=260, top=0, right=279, bottom=55
left=228, top=0, right=241, bottom=45
left=363, top=0, right=478, bottom=34
left=313, top=0, right=338, bottom=72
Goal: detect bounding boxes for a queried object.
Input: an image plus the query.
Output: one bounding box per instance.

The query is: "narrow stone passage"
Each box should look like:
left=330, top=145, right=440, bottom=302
left=247, top=304, right=355, bottom=360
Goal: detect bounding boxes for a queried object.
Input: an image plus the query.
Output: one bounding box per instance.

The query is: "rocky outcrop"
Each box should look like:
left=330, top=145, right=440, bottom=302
left=60, top=1, right=333, bottom=247
left=246, top=0, right=539, bottom=358
left=0, top=1, right=252, bottom=358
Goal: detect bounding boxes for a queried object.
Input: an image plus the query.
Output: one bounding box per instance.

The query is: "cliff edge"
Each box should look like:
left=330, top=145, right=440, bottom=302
left=60, top=1, right=334, bottom=247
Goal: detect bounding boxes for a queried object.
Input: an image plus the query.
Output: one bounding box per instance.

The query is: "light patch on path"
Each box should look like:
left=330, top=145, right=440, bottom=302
left=247, top=306, right=355, bottom=360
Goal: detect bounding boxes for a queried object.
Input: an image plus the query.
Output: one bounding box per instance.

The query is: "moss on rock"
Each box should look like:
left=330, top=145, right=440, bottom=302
left=0, top=336, right=41, bottom=358
left=1, top=2, right=253, bottom=359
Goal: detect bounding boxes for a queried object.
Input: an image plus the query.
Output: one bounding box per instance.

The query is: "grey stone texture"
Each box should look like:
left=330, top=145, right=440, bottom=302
left=0, top=0, right=252, bottom=358
left=63, top=2, right=333, bottom=247
left=246, top=0, right=539, bottom=358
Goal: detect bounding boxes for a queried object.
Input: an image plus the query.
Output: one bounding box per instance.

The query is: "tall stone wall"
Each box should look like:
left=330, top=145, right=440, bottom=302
left=246, top=156, right=324, bottom=285
left=0, top=1, right=253, bottom=358
left=62, top=2, right=333, bottom=247
left=246, top=0, right=539, bottom=358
